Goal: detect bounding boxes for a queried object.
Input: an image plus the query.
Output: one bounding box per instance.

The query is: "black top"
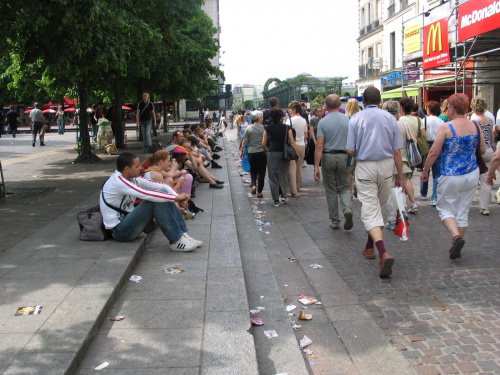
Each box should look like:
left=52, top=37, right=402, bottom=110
left=265, top=122, right=289, bottom=152
left=7, top=109, right=18, bottom=124
left=137, top=101, right=155, bottom=121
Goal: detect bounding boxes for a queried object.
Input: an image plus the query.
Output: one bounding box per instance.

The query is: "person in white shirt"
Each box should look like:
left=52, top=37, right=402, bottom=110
left=100, top=152, right=202, bottom=251
left=286, top=101, right=308, bottom=196
left=420, top=101, right=445, bottom=206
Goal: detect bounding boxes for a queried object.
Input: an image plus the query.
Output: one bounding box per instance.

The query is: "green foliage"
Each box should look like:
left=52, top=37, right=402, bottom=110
left=310, top=95, right=325, bottom=110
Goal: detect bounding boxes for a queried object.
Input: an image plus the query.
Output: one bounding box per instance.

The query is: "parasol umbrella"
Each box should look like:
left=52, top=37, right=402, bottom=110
left=24, top=108, right=33, bottom=114
left=87, top=107, right=95, bottom=112
left=42, top=109, right=56, bottom=114
left=64, top=108, right=76, bottom=112
left=122, top=105, right=132, bottom=111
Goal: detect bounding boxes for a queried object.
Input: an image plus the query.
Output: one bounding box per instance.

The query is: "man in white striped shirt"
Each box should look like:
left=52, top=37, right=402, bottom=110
left=100, top=152, right=201, bottom=251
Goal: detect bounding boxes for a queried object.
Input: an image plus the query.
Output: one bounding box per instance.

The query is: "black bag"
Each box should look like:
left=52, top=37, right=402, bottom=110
left=77, top=205, right=111, bottom=241
left=188, top=199, right=204, bottom=214
left=282, top=125, right=299, bottom=161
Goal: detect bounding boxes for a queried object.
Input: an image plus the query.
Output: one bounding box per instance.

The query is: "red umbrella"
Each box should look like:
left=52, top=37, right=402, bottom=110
left=87, top=107, right=95, bottom=112
left=64, top=108, right=76, bottom=112
left=122, top=105, right=132, bottom=111
left=24, top=108, right=33, bottom=113
left=42, top=109, right=56, bottom=114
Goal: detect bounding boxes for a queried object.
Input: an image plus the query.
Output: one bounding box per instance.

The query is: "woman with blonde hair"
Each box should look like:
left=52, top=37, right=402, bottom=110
left=439, top=99, right=449, bottom=122
left=345, top=98, right=361, bottom=118
left=470, top=97, right=496, bottom=215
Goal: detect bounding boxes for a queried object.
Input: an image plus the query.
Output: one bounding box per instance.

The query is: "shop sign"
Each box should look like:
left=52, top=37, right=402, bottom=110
left=423, top=17, right=450, bottom=70
left=406, top=66, right=420, bottom=80
left=404, top=23, right=421, bottom=54
left=458, top=0, right=500, bottom=42
left=380, top=71, right=415, bottom=87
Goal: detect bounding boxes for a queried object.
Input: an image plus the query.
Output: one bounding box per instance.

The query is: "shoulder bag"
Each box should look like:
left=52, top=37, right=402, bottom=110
left=416, top=117, right=430, bottom=156
left=402, top=120, right=422, bottom=166
left=472, top=121, right=488, bottom=174
left=282, top=125, right=299, bottom=161
left=77, top=204, right=111, bottom=241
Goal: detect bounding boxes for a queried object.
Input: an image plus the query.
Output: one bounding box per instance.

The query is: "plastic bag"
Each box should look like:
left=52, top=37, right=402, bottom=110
left=390, top=187, right=409, bottom=241
left=241, top=143, right=251, bottom=172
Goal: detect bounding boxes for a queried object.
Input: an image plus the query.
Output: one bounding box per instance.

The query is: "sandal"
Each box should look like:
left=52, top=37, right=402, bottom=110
left=257, top=193, right=263, bottom=198
left=449, top=235, right=465, bottom=259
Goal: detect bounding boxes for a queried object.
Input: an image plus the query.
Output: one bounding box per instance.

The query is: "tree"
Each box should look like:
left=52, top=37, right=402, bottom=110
left=310, top=95, right=325, bottom=110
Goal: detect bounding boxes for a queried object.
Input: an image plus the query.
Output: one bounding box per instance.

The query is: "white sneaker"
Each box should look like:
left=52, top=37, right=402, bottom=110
left=183, top=233, right=202, bottom=247
left=430, top=199, right=437, bottom=207
left=409, top=204, right=418, bottom=214
left=280, top=195, right=288, bottom=204
left=170, top=236, right=197, bottom=251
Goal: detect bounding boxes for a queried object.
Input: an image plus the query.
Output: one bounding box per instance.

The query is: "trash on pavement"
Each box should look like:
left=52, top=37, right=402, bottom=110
left=110, top=316, right=125, bottom=321
left=287, top=257, right=297, bottom=262
left=303, top=349, right=313, bottom=355
left=163, top=268, right=183, bottom=275
left=15, top=306, right=43, bottom=316
left=264, top=330, right=278, bottom=339
left=250, top=309, right=261, bottom=314
left=292, top=324, right=302, bottom=331
left=256, top=306, right=266, bottom=310
left=299, top=335, right=313, bottom=348
left=299, top=311, right=313, bottom=320
left=251, top=317, right=264, bottom=326
left=286, top=304, right=297, bottom=312
left=309, top=361, right=317, bottom=366
left=298, top=295, right=318, bottom=305
left=309, top=263, right=323, bottom=269
left=129, top=275, right=142, bottom=283
left=94, top=362, right=109, bottom=370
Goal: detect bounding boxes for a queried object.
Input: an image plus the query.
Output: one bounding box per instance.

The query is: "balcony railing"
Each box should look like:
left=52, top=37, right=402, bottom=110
left=359, top=18, right=382, bottom=38
left=359, top=59, right=383, bottom=79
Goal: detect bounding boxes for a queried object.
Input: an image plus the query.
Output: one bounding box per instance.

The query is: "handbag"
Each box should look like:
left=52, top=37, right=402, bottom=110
left=282, top=124, right=299, bottom=161
left=403, top=121, right=422, bottom=166
left=473, top=121, right=489, bottom=174
left=77, top=205, right=111, bottom=241
left=416, top=117, right=430, bottom=156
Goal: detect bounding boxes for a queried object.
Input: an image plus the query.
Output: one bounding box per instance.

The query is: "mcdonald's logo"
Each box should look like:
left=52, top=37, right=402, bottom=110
left=423, top=17, right=450, bottom=70
left=427, top=21, right=443, bottom=55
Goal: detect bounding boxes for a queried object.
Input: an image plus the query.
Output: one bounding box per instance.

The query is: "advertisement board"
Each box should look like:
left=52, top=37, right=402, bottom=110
left=423, top=17, right=450, bottom=70
left=404, top=23, right=421, bottom=54
left=458, top=0, right=500, bottom=41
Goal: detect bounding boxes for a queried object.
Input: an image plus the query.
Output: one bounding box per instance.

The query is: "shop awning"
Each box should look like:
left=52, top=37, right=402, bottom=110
left=417, top=75, right=463, bottom=88
left=381, top=87, right=420, bottom=99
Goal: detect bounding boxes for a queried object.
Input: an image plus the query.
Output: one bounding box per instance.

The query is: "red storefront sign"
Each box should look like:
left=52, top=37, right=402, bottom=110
left=423, top=18, right=450, bottom=70
left=458, top=0, right=500, bottom=42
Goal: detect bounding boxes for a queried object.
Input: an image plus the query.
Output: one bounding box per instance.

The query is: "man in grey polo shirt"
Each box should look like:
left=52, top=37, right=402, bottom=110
left=29, top=102, right=46, bottom=147
left=314, top=94, right=353, bottom=230
left=346, top=87, right=404, bottom=277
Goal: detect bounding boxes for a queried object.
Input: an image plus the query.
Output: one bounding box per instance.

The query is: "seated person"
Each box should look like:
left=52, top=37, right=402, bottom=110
left=100, top=152, right=201, bottom=251
left=190, top=125, right=222, bottom=168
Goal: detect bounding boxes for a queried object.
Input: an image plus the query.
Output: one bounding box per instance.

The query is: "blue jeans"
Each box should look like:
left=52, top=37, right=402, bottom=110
left=57, top=119, right=64, bottom=134
left=420, top=154, right=441, bottom=200
left=140, top=119, right=152, bottom=150
left=112, top=200, right=187, bottom=244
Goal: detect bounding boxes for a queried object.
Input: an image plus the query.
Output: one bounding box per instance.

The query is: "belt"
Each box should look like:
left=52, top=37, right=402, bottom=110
left=323, top=150, right=347, bottom=154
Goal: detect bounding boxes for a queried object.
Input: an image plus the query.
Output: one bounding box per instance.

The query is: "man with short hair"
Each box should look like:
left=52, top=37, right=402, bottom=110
left=263, top=97, right=279, bottom=129
left=346, top=87, right=404, bottom=277
left=29, top=103, right=45, bottom=147
left=136, top=92, right=156, bottom=152
left=165, top=130, right=183, bottom=153
left=314, top=94, right=353, bottom=230
left=101, top=152, right=202, bottom=251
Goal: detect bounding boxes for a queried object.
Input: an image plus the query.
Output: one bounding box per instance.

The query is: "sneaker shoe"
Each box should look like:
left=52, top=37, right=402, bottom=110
left=211, top=162, right=223, bottom=169
left=280, top=195, right=288, bottom=204
left=379, top=252, right=394, bottom=277
left=170, top=236, right=197, bottom=251
left=215, top=180, right=225, bottom=185
left=420, top=195, right=427, bottom=201
left=330, top=221, right=340, bottom=229
left=182, top=210, right=196, bottom=221
left=408, top=204, right=418, bottom=214
left=430, top=199, right=437, bottom=207
left=344, top=211, right=353, bottom=230
left=385, top=220, right=396, bottom=231
left=183, top=233, right=202, bottom=247
left=32, top=142, right=35, bottom=147
left=209, top=183, right=223, bottom=189
left=214, top=146, right=223, bottom=152
left=449, top=236, right=465, bottom=259
left=362, top=248, right=376, bottom=259
left=212, top=153, right=220, bottom=160
left=274, top=200, right=280, bottom=207
left=479, top=209, right=490, bottom=215
left=40, top=143, right=46, bottom=146
left=291, top=193, right=298, bottom=197
left=13, top=134, right=16, bottom=138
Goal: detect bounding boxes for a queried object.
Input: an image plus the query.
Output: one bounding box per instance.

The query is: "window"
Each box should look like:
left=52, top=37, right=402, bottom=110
left=362, top=50, right=366, bottom=65
left=361, top=7, right=365, bottom=28
left=390, top=32, right=396, bottom=70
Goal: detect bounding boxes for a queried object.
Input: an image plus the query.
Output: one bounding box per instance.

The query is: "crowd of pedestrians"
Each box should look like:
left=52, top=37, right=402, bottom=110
left=231, top=88, right=499, bottom=279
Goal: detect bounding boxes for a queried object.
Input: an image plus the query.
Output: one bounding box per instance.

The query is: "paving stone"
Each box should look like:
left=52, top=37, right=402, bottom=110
left=456, top=361, right=480, bottom=373
left=439, top=363, right=460, bottom=374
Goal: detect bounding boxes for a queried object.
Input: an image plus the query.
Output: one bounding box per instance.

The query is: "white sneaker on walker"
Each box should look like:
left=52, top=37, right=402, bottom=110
left=170, top=236, right=197, bottom=251
left=183, top=233, right=203, bottom=247
left=408, top=204, right=418, bottom=214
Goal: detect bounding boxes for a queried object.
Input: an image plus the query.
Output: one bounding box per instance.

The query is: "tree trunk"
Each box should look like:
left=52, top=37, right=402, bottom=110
left=74, top=80, right=101, bottom=163
left=162, top=98, right=168, bottom=133
left=136, top=80, right=143, bottom=141
left=112, top=73, right=125, bottom=149
left=176, top=101, right=180, bottom=122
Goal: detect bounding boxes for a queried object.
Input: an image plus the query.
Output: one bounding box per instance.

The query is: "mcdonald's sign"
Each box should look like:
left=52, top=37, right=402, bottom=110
left=423, top=17, right=450, bottom=70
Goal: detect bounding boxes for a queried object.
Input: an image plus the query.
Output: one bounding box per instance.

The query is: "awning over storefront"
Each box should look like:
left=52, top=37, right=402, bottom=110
left=381, top=87, right=419, bottom=99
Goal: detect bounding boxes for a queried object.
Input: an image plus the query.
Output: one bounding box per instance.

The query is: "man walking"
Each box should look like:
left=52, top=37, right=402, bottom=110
left=101, top=152, right=202, bottom=251
left=29, top=103, right=45, bottom=147
left=136, top=92, right=156, bottom=152
left=314, top=94, right=353, bottom=230
left=6, top=106, right=19, bottom=138
left=346, top=87, right=404, bottom=277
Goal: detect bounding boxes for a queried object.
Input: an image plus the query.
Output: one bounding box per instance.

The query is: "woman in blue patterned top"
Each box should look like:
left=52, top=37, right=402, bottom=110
left=421, top=94, right=486, bottom=260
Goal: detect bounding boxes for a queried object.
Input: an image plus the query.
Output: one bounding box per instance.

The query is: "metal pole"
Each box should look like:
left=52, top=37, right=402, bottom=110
left=401, top=15, right=405, bottom=95
left=454, top=0, right=459, bottom=93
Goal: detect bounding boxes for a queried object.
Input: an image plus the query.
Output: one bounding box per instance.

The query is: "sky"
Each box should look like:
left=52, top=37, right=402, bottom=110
left=218, top=0, right=359, bottom=87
